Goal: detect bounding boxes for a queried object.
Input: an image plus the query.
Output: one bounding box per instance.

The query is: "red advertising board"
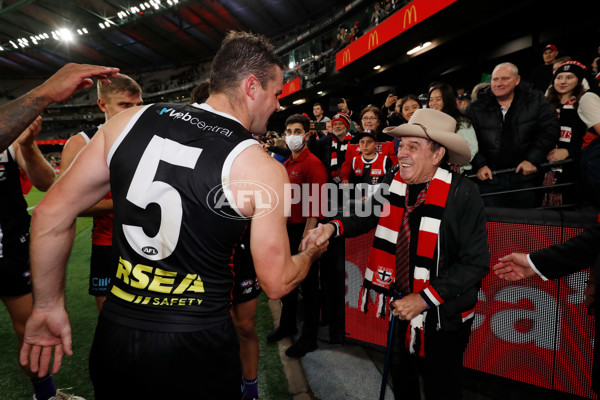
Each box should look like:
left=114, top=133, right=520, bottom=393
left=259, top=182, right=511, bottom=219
left=345, top=222, right=596, bottom=398
left=335, top=0, right=458, bottom=70
left=278, top=77, right=301, bottom=99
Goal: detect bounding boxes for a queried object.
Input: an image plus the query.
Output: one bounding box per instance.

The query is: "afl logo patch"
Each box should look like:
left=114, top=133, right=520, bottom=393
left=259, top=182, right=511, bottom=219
left=142, top=246, right=158, bottom=256
left=241, top=279, right=253, bottom=288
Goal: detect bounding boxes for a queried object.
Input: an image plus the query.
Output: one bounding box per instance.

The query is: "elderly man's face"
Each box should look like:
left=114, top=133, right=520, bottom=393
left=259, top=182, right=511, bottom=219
left=397, top=137, right=445, bottom=184
left=491, top=65, right=520, bottom=100
left=332, top=120, right=348, bottom=137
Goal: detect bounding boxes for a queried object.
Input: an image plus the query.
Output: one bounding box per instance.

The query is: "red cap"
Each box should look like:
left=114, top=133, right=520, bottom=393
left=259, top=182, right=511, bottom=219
left=545, top=44, right=557, bottom=51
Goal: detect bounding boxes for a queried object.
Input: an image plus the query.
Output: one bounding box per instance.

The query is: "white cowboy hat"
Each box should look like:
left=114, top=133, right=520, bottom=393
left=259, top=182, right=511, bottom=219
left=382, top=108, right=471, bottom=165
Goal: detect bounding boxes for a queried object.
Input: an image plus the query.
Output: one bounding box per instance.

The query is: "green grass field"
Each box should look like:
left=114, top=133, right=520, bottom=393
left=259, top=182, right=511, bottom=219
left=0, top=188, right=291, bottom=399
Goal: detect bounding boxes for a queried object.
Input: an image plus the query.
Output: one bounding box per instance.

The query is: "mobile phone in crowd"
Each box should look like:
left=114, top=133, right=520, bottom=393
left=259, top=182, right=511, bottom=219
left=314, top=121, right=327, bottom=131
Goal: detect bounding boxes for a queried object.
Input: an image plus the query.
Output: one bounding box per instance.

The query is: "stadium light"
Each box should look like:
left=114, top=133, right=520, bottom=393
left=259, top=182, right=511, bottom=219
left=407, top=41, right=432, bottom=55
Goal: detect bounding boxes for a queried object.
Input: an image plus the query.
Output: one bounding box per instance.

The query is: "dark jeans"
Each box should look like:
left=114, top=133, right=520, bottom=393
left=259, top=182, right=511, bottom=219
left=279, top=223, right=320, bottom=341
left=391, top=318, right=473, bottom=400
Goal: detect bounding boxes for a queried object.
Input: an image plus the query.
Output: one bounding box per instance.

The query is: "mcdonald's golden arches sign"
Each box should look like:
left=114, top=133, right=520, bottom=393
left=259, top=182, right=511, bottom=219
left=335, top=0, right=457, bottom=70
left=278, top=77, right=301, bottom=99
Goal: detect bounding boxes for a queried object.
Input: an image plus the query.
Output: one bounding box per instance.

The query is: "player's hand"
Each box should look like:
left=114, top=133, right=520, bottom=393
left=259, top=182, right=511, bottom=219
left=33, top=63, right=120, bottom=104
left=300, top=223, right=334, bottom=252
left=16, top=116, right=42, bottom=147
left=19, top=307, right=73, bottom=377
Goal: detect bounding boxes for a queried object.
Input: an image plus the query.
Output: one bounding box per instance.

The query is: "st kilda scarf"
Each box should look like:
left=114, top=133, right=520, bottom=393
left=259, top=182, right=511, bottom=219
left=358, top=167, right=451, bottom=356
left=329, top=133, right=353, bottom=180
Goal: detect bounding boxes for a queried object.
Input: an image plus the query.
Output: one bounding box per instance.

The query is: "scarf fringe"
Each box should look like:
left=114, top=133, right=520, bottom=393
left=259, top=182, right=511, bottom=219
left=406, top=313, right=427, bottom=357
left=358, top=285, right=369, bottom=313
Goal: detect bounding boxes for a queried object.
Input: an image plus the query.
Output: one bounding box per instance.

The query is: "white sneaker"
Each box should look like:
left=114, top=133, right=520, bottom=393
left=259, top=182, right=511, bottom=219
left=51, top=390, right=86, bottom=400
left=33, top=389, right=86, bottom=400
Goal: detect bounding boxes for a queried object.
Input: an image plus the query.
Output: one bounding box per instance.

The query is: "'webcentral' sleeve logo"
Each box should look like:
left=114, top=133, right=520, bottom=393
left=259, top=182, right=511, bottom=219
left=111, top=257, right=205, bottom=307
left=157, top=107, right=233, bottom=137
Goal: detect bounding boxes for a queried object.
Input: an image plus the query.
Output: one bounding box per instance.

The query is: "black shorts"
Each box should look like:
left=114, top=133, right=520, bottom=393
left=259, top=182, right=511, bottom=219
left=232, top=238, right=261, bottom=305
left=89, top=244, right=117, bottom=297
left=0, top=233, right=31, bottom=297
left=89, top=315, right=241, bottom=399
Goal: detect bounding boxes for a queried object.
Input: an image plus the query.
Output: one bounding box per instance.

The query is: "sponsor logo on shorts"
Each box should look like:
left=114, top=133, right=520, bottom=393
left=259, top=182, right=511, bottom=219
left=241, top=279, right=253, bottom=288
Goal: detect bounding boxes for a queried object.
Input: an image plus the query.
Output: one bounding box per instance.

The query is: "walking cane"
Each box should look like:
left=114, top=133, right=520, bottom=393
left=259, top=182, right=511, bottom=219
left=379, top=288, right=401, bottom=400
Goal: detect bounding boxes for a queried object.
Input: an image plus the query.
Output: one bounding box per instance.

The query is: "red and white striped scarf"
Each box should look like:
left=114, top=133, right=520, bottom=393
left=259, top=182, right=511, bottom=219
left=330, top=133, right=353, bottom=180
left=358, top=167, right=452, bottom=355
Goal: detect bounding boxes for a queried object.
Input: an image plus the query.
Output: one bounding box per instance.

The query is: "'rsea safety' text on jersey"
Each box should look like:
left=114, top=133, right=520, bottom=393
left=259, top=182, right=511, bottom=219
left=104, top=102, right=257, bottom=332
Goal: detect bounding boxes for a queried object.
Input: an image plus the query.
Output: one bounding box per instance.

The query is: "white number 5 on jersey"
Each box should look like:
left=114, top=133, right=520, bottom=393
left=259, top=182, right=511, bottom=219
left=123, top=135, right=202, bottom=260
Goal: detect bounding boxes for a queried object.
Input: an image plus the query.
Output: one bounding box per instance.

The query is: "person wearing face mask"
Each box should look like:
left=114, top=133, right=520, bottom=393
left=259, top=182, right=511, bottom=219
left=267, top=114, right=328, bottom=358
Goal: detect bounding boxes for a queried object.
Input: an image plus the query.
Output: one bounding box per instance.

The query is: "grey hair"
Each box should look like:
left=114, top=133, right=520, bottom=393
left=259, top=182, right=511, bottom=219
left=493, top=62, right=519, bottom=77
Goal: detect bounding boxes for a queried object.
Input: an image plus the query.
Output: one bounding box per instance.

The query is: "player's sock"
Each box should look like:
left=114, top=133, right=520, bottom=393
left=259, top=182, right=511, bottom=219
left=31, top=374, right=57, bottom=400
left=242, top=376, right=258, bottom=399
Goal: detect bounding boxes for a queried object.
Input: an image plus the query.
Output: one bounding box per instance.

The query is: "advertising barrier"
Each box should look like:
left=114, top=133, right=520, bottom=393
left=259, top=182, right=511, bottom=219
left=344, top=208, right=597, bottom=399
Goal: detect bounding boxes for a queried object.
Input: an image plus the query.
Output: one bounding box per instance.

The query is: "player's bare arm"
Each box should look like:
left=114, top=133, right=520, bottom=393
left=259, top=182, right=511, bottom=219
left=230, top=145, right=327, bottom=299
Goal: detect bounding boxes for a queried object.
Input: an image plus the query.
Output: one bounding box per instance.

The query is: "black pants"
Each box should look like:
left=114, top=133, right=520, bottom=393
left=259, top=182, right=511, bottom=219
left=391, top=318, right=473, bottom=400
left=89, top=315, right=241, bottom=399
left=279, top=223, right=320, bottom=341
left=319, top=235, right=346, bottom=342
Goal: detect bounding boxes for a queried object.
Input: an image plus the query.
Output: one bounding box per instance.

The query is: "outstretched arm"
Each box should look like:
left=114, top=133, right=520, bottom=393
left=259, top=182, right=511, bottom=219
left=0, top=63, right=119, bottom=152
left=492, top=253, right=537, bottom=281
left=230, top=146, right=328, bottom=299
left=20, top=125, right=113, bottom=377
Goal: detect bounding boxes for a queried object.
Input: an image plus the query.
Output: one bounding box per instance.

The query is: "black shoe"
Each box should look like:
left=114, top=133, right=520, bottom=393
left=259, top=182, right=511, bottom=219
left=285, top=337, right=318, bottom=358
left=266, top=326, right=297, bottom=343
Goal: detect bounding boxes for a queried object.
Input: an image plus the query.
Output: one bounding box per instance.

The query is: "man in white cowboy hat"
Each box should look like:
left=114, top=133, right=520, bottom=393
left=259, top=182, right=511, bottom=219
left=302, top=108, right=489, bottom=400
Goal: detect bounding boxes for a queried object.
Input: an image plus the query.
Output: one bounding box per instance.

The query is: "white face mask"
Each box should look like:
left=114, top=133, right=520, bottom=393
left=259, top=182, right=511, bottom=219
left=286, top=135, right=305, bottom=152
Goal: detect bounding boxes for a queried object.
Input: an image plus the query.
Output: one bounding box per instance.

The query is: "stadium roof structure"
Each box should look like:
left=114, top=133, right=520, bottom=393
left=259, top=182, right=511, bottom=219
left=0, top=0, right=347, bottom=78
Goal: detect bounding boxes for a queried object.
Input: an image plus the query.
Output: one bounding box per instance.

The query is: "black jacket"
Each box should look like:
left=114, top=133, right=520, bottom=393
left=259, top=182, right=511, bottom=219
left=530, top=225, right=600, bottom=393
left=466, top=82, right=559, bottom=179
left=335, top=166, right=490, bottom=330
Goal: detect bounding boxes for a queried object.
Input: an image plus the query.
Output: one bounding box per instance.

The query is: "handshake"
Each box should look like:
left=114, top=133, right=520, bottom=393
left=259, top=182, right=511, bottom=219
left=299, top=223, right=336, bottom=257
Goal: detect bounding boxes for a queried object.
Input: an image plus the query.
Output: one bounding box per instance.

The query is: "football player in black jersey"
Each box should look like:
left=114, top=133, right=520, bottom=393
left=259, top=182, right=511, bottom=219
left=0, top=117, right=78, bottom=400
left=191, top=80, right=263, bottom=400
left=21, top=32, right=328, bottom=399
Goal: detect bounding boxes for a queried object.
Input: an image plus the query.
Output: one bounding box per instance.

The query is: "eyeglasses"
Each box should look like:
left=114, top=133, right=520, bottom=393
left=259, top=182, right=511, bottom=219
left=362, top=116, right=378, bottom=121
